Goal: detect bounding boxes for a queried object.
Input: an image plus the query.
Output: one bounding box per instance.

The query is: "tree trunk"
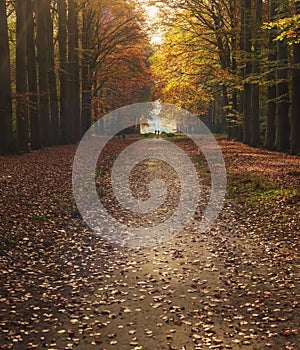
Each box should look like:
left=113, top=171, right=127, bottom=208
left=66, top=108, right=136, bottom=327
left=74, top=2, right=81, bottom=140
left=16, top=0, right=29, bottom=152
left=238, top=4, right=245, bottom=142
left=0, top=0, right=14, bottom=153
left=81, top=7, right=93, bottom=135
left=35, top=0, right=50, bottom=146
left=243, top=0, right=252, bottom=145
left=275, top=39, right=290, bottom=151
left=274, top=2, right=290, bottom=152
left=290, top=2, right=300, bottom=155
left=265, top=0, right=277, bottom=150
left=67, top=0, right=77, bottom=143
left=250, top=0, right=262, bottom=147
left=229, top=0, right=239, bottom=140
left=57, top=0, right=69, bottom=144
left=26, top=0, right=42, bottom=150
left=45, top=1, right=59, bottom=144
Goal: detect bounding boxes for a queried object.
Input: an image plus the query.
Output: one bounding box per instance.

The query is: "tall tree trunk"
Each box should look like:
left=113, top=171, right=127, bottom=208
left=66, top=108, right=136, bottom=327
left=26, top=0, right=42, bottom=150
left=290, top=2, right=300, bottom=155
left=0, top=0, right=14, bottom=153
left=228, top=0, right=239, bottom=140
left=212, top=6, right=231, bottom=133
left=45, top=1, right=59, bottom=144
left=35, top=0, right=50, bottom=146
left=231, top=42, right=238, bottom=134
left=250, top=0, right=262, bottom=147
left=265, top=0, right=277, bottom=149
left=238, top=4, right=245, bottom=142
left=67, top=0, right=77, bottom=143
left=81, top=7, right=93, bottom=135
left=16, top=0, right=29, bottom=152
left=74, top=2, right=81, bottom=140
left=243, top=0, right=252, bottom=145
left=274, top=3, right=290, bottom=151
left=57, top=0, right=69, bottom=144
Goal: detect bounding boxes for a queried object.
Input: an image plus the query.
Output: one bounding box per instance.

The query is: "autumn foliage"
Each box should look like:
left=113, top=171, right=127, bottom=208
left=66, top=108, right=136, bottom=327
left=0, top=0, right=152, bottom=153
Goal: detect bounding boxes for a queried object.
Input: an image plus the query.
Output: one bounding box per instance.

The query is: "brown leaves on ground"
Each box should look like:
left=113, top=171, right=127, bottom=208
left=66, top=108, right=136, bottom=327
left=0, top=137, right=299, bottom=349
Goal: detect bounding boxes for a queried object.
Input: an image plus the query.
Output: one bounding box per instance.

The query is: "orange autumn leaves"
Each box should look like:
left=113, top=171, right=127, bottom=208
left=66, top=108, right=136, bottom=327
left=95, top=44, right=152, bottom=113
left=81, top=0, right=153, bottom=118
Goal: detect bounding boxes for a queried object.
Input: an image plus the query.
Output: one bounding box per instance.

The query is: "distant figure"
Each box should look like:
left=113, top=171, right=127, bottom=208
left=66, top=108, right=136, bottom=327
left=158, top=130, right=160, bottom=136
left=155, top=130, right=157, bottom=135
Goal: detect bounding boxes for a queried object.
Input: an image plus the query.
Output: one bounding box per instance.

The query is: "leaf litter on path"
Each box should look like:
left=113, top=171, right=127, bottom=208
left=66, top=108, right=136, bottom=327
left=0, top=138, right=299, bottom=349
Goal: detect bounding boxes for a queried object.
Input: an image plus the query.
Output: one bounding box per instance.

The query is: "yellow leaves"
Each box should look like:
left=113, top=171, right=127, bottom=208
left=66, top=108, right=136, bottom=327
left=150, top=22, right=222, bottom=115
left=264, top=14, right=300, bottom=44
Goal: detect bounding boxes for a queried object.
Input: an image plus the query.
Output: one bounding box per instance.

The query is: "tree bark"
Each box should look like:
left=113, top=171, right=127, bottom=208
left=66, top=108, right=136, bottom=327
left=243, top=0, right=252, bottom=145
left=265, top=0, right=277, bottom=150
left=0, top=0, right=14, bottom=153
left=74, top=1, right=81, bottom=140
left=16, top=0, right=29, bottom=152
left=45, top=1, right=59, bottom=144
left=250, top=0, right=262, bottom=147
left=274, top=2, right=290, bottom=152
left=290, top=2, right=300, bottom=155
left=275, top=39, right=290, bottom=151
left=81, top=7, right=93, bottom=135
left=67, top=0, right=77, bottom=143
left=228, top=0, right=239, bottom=140
left=35, top=0, right=50, bottom=146
left=26, top=0, right=42, bottom=150
left=57, top=0, right=69, bottom=144
left=238, top=3, right=245, bottom=142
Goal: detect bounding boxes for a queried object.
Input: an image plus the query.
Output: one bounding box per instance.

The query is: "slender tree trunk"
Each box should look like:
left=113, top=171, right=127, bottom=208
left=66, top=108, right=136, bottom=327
left=243, top=84, right=252, bottom=145
left=238, top=4, right=245, bottom=142
left=243, top=0, right=252, bottom=145
left=57, top=0, right=69, bottom=144
left=26, top=0, right=42, bottom=150
left=74, top=2, right=81, bottom=140
left=0, top=0, right=14, bottom=153
left=35, top=0, right=50, bottom=146
left=45, top=1, right=59, bottom=144
left=250, top=0, right=262, bottom=147
left=228, top=39, right=238, bottom=140
left=16, top=0, right=29, bottom=152
left=265, top=0, right=277, bottom=149
left=291, top=2, right=300, bottom=155
left=213, top=8, right=231, bottom=133
left=274, top=3, right=290, bottom=151
left=68, top=0, right=77, bottom=143
left=275, top=39, right=290, bottom=151
left=222, top=85, right=229, bottom=134
left=229, top=0, right=239, bottom=140
left=231, top=44, right=238, bottom=124
left=81, top=8, right=93, bottom=135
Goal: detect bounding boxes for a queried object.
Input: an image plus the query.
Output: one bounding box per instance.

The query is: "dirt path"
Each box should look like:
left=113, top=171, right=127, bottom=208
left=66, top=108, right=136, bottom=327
left=0, top=137, right=299, bottom=349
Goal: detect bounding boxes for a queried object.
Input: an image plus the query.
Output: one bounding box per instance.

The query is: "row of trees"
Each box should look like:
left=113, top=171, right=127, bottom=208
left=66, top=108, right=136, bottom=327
left=151, top=0, right=300, bottom=154
left=0, top=0, right=152, bottom=154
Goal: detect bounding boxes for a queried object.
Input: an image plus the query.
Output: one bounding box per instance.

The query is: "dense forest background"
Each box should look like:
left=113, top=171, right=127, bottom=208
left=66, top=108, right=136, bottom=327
left=0, top=0, right=153, bottom=153
left=151, top=0, right=300, bottom=154
left=0, top=0, right=299, bottom=155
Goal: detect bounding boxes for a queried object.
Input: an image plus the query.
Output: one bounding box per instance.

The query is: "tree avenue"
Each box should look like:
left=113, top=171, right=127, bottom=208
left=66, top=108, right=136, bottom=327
left=152, top=0, right=300, bottom=154
left=0, top=0, right=152, bottom=153
left=0, top=0, right=299, bottom=155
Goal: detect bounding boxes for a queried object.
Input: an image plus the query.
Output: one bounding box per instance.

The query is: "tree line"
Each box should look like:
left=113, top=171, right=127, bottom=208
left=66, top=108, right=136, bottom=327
left=151, top=0, right=300, bottom=155
left=0, top=0, right=152, bottom=154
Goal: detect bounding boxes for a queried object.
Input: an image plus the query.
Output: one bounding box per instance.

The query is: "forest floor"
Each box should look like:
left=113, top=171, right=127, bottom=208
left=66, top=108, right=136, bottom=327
left=0, top=136, right=299, bottom=350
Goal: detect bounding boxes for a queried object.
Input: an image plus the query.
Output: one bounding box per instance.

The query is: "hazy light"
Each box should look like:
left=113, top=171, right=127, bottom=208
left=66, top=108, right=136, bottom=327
left=139, top=1, right=163, bottom=44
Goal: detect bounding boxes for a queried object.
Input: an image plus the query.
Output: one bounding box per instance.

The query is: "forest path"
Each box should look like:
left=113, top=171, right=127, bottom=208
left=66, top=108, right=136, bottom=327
left=0, top=137, right=299, bottom=350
